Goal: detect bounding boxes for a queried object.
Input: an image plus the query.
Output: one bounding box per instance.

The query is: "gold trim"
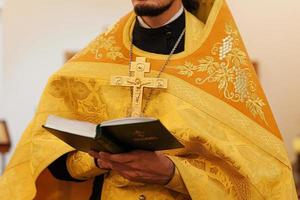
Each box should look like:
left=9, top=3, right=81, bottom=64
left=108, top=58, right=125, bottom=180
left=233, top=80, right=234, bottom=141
left=175, top=22, right=268, bottom=125
left=122, top=0, right=224, bottom=60
left=163, top=72, right=290, bottom=168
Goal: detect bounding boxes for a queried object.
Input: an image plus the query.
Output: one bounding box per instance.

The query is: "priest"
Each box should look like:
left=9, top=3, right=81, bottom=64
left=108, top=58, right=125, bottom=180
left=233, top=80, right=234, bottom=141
left=0, top=0, right=297, bottom=199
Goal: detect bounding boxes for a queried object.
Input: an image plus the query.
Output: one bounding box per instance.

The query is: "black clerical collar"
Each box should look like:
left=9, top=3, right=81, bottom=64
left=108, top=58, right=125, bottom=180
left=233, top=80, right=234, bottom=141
left=132, top=11, right=185, bottom=55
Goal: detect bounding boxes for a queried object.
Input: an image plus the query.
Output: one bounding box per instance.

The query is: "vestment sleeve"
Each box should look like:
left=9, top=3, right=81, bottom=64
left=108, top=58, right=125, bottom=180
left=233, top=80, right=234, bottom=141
left=164, top=164, right=189, bottom=195
left=66, top=151, right=107, bottom=180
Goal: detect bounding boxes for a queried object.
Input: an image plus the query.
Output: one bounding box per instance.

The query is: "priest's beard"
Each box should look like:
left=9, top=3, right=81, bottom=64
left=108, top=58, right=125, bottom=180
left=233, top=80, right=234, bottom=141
left=134, top=0, right=175, bottom=17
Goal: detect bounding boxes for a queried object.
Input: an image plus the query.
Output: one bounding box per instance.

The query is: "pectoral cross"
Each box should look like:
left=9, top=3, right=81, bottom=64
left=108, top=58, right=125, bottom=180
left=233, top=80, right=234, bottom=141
left=111, top=57, right=168, bottom=117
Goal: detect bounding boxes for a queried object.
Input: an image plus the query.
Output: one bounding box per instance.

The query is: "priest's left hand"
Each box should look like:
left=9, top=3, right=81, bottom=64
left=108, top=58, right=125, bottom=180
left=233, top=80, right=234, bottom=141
left=89, top=150, right=175, bottom=185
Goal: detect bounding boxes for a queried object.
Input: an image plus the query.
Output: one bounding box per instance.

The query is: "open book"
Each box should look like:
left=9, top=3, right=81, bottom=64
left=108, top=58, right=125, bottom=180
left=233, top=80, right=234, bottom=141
left=43, top=115, right=184, bottom=153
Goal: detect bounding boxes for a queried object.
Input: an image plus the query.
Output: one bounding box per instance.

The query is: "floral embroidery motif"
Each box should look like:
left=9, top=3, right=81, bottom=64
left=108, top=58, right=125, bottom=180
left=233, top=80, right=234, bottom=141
left=49, top=77, right=108, bottom=122
left=176, top=23, right=267, bottom=124
left=187, top=156, right=250, bottom=199
left=72, top=23, right=125, bottom=61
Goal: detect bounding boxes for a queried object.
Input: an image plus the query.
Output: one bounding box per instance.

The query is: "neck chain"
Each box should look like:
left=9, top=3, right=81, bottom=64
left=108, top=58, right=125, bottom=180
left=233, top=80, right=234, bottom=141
left=128, top=25, right=186, bottom=116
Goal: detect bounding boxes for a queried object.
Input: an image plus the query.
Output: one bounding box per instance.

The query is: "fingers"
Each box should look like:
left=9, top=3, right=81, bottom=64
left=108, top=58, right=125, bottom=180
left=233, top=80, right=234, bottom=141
left=89, top=150, right=154, bottom=163
left=88, top=150, right=101, bottom=158
left=100, top=150, right=154, bottom=163
left=96, top=158, right=113, bottom=169
left=90, top=151, right=134, bottom=170
left=88, top=151, right=127, bottom=162
left=88, top=151, right=112, bottom=169
left=98, top=157, right=133, bottom=172
left=88, top=151, right=131, bottom=170
left=117, top=169, right=170, bottom=184
left=100, top=152, right=135, bottom=163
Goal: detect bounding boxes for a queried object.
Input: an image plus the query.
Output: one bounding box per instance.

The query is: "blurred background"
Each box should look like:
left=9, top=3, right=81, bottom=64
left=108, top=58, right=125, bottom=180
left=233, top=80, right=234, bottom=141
left=0, top=0, right=299, bottom=184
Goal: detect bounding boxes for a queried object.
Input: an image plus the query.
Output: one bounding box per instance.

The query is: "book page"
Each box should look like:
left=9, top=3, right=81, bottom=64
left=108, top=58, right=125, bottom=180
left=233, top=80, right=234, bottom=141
left=101, top=117, right=156, bottom=127
left=45, top=115, right=97, bottom=138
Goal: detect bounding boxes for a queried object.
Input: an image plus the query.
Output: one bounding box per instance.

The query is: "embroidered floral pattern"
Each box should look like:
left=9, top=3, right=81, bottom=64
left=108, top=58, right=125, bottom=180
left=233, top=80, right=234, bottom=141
left=49, top=77, right=108, bottom=122
left=187, top=156, right=250, bottom=199
left=176, top=23, right=267, bottom=124
left=72, top=23, right=125, bottom=61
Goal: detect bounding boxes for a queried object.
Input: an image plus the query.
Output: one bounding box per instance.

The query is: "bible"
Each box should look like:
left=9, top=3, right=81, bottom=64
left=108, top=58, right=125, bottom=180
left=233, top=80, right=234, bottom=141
left=43, top=115, right=184, bottom=153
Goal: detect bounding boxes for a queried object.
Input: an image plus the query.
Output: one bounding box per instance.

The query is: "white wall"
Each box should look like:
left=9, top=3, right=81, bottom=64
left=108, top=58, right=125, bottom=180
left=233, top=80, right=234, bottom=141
left=0, top=17, right=3, bottom=114
left=0, top=3, right=3, bottom=119
left=0, top=0, right=132, bottom=159
left=227, top=0, right=300, bottom=161
left=0, top=0, right=300, bottom=162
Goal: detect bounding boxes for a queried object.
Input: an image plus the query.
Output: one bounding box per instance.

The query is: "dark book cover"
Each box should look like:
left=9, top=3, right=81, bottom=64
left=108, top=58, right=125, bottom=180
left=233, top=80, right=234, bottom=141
left=43, top=115, right=184, bottom=153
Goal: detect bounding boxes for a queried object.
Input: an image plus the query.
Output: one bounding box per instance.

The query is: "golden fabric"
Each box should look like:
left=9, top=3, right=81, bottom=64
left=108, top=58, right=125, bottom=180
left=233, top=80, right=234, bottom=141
left=66, top=151, right=107, bottom=180
left=0, top=0, right=297, bottom=199
left=195, top=0, right=215, bottom=23
left=165, top=161, right=189, bottom=195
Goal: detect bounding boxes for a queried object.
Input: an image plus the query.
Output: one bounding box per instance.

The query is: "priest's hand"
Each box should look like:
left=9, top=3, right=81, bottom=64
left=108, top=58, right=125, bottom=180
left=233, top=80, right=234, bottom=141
left=89, top=150, right=175, bottom=185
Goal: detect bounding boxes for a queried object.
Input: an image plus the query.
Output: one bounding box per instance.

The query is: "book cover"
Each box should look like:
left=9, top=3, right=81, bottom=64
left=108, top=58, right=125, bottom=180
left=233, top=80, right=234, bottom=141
left=43, top=115, right=184, bottom=153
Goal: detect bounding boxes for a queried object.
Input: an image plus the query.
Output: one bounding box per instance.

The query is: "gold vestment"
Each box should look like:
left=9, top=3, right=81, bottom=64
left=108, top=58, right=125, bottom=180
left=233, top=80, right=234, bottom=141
left=0, top=0, right=297, bottom=199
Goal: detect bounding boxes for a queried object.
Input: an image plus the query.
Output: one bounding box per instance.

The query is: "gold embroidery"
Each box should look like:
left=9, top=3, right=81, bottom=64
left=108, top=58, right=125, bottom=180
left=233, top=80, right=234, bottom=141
left=66, top=151, right=106, bottom=180
left=72, top=23, right=125, bottom=61
left=186, top=154, right=250, bottom=200
left=48, top=77, right=108, bottom=122
left=176, top=23, right=267, bottom=124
